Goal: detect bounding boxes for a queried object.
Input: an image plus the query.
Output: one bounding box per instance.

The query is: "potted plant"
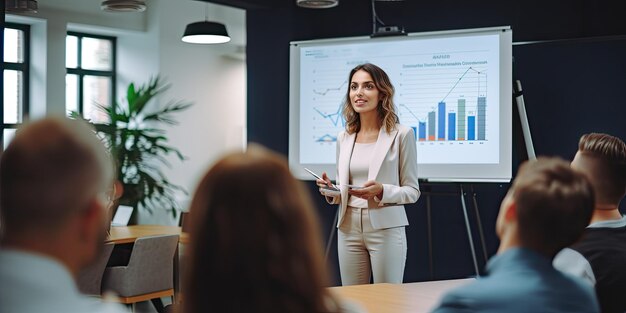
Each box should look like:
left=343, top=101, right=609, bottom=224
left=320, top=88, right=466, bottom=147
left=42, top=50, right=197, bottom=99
left=72, top=76, right=192, bottom=220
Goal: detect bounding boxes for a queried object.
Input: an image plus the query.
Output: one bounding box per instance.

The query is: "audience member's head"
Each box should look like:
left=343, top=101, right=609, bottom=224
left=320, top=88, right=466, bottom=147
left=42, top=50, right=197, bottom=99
left=496, top=157, right=595, bottom=258
left=0, top=117, right=113, bottom=274
left=184, top=145, right=340, bottom=313
left=571, top=133, right=626, bottom=209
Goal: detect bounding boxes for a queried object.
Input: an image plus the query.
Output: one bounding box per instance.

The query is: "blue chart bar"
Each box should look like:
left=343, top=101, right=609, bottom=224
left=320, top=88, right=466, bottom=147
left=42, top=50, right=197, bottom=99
left=448, top=113, right=456, bottom=141
left=411, top=126, right=417, bottom=139
left=438, top=102, right=445, bottom=140
left=477, top=96, right=486, bottom=140
left=418, top=122, right=426, bottom=141
left=468, top=116, right=476, bottom=140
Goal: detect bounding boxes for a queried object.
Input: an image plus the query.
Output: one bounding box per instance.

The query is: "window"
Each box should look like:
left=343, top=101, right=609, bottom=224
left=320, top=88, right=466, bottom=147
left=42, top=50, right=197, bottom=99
left=3, top=23, right=30, bottom=150
left=66, top=32, right=116, bottom=123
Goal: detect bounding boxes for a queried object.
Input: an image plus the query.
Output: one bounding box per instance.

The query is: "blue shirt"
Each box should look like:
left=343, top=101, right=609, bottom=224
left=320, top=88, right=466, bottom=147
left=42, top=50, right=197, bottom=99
left=431, top=248, right=599, bottom=313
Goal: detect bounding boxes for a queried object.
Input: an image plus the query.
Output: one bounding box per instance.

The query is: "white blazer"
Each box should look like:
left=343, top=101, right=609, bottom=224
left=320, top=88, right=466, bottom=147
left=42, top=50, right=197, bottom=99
left=327, top=124, right=420, bottom=229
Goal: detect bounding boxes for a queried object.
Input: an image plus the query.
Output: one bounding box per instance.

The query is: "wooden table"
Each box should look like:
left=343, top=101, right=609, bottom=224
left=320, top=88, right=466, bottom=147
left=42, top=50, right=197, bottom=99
left=107, top=225, right=188, bottom=244
left=329, top=278, right=474, bottom=313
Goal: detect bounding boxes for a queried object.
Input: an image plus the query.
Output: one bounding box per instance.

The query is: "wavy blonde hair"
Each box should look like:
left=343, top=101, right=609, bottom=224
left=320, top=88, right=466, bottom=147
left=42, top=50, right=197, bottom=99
left=342, top=63, right=399, bottom=134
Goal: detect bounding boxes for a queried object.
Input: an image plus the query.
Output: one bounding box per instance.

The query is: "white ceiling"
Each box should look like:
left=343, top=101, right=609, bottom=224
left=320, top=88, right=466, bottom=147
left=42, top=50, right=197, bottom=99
left=38, top=0, right=149, bottom=15
left=13, top=0, right=246, bottom=51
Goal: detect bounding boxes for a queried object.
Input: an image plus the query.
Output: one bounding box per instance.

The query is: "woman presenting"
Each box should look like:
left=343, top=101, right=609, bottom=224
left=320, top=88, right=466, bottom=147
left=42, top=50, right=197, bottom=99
left=317, top=63, right=420, bottom=285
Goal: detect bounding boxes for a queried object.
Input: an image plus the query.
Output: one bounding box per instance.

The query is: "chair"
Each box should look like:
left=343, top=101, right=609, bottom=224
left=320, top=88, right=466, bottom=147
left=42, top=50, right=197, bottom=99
left=176, top=211, right=190, bottom=297
left=179, top=211, right=190, bottom=232
left=77, top=243, right=115, bottom=295
left=102, top=234, right=179, bottom=312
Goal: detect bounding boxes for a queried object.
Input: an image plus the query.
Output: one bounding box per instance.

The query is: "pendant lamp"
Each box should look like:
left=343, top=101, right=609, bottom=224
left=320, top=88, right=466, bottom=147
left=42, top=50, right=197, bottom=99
left=296, top=0, right=338, bottom=9
left=182, top=3, right=230, bottom=44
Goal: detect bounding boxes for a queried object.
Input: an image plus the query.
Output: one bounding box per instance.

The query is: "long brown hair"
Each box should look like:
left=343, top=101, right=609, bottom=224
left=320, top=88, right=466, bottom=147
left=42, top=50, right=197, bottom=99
left=183, top=145, right=339, bottom=313
left=342, top=63, right=399, bottom=134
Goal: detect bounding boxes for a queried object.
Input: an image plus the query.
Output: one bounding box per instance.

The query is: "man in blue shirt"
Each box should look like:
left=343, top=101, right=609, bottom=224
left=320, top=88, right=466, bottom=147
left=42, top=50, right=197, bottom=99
left=432, top=157, right=600, bottom=313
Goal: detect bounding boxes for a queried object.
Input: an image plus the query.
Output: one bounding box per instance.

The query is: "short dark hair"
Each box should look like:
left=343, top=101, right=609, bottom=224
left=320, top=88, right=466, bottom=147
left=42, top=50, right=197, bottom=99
left=183, top=145, right=339, bottom=313
left=576, top=133, right=626, bottom=205
left=0, top=118, right=112, bottom=234
left=512, top=157, right=595, bottom=256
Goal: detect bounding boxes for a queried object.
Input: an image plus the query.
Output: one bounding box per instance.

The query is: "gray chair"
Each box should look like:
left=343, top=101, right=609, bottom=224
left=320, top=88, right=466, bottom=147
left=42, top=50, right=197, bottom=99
left=176, top=211, right=190, bottom=296
left=102, top=234, right=179, bottom=311
left=77, top=242, right=115, bottom=295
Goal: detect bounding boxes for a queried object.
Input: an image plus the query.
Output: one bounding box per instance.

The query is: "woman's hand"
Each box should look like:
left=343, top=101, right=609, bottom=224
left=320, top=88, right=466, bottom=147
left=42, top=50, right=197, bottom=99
left=316, top=172, right=335, bottom=193
left=348, top=180, right=383, bottom=200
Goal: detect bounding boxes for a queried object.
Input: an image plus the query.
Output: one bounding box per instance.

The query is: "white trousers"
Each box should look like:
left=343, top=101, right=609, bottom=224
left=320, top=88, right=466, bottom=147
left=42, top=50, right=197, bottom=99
left=338, top=207, right=407, bottom=285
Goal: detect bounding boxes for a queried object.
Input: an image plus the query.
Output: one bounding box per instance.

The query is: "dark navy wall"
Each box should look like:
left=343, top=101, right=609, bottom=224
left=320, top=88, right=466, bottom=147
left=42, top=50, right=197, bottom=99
left=245, top=0, right=626, bottom=285
left=1, top=1, right=4, bottom=144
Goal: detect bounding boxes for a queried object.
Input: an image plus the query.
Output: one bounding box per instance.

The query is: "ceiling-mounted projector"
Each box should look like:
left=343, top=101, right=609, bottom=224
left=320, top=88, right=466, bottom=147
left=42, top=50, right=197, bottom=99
left=296, top=0, right=338, bottom=9
left=101, top=0, right=146, bottom=12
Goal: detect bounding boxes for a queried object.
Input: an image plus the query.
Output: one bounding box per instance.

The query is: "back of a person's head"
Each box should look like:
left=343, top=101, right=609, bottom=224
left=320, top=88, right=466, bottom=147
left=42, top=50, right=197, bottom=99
left=574, top=133, right=626, bottom=206
left=512, top=157, right=595, bottom=257
left=184, top=145, right=337, bottom=313
left=0, top=117, right=112, bottom=237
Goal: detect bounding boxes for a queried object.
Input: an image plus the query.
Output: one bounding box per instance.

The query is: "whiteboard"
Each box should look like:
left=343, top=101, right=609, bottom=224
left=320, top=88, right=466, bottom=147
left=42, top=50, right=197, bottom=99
left=289, top=27, right=512, bottom=182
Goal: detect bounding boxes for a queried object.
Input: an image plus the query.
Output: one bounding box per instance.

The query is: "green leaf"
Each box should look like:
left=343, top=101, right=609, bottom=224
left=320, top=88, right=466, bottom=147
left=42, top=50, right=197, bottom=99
left=127, top=83, right=137, bottom=112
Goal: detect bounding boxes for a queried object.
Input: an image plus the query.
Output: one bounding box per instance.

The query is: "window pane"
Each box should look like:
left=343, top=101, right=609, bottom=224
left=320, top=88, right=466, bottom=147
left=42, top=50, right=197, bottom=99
left=81, top=37, right=112, bottom=71
left=3, top=28, right=24, bottom=63
left=3, top=129, right=17, bottom=150
left=83, top=75, right=111, bottom=123
left=66, top=74, right=79, bottom=116
left=4, top=70, right=23, bottom=124
left=66, top=35, right=78, bottom=68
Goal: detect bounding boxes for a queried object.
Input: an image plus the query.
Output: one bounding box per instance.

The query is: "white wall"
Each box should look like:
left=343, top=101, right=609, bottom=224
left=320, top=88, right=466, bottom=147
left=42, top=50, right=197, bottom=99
left=140, top=0, right=247, bottom=224
left=7, top=0, right=247, bottom=225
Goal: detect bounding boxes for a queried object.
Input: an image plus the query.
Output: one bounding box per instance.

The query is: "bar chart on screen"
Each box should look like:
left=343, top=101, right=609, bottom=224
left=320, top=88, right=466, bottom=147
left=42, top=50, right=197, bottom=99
left=397, top=62, right=498, bottom=164
left=401, top=66, right=487, bottom=142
